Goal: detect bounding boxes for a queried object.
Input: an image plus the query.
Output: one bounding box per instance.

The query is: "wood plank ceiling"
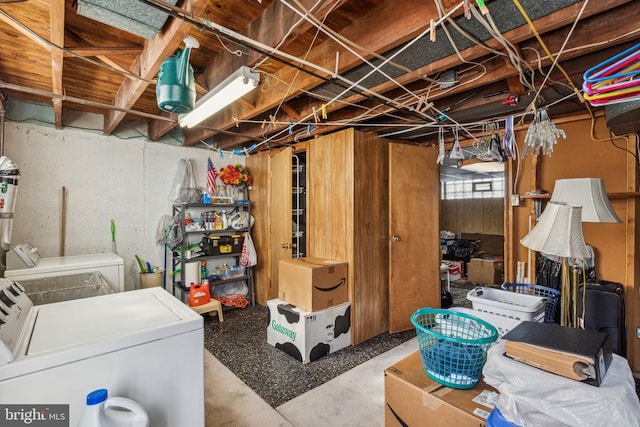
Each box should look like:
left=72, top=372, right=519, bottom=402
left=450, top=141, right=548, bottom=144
left=0, top=0, right=638, bottom=153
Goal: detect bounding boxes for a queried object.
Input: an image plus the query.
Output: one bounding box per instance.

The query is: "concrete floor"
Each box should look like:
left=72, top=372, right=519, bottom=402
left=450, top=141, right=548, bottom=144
left=204, top=337, right=418, bottom=427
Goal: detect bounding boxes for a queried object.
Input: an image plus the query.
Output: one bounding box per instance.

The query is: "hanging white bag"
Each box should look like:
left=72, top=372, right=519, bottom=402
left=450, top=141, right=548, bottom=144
left=241, top=233, right=257, bottom=267
left=449, top=127, right=465, bottom=160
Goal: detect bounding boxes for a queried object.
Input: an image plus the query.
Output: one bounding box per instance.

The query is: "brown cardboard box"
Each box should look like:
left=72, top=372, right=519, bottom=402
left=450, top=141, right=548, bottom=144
left=278, top=257, right=348, bottom=312
left=384, top=351, right=497, bottom=427
left=467, top=258, right=503, bottom=284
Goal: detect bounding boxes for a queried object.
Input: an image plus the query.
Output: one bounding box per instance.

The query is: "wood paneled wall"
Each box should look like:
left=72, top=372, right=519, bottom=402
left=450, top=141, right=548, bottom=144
left=308, top=129, right=390, bottom=345
left=505, top=115, right=637, bottom=370
left=440, top=197, right=504, bottom=236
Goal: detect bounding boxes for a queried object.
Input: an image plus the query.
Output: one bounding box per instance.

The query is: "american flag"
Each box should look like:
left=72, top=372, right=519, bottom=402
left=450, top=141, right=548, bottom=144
left=207, top=158, right=217, bottom=195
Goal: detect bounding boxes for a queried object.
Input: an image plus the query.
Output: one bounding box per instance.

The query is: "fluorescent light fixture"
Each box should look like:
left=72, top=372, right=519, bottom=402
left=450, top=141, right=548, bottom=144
left=179, top=66, right=260, bottom=128
left=550, top=178, right=621, bottom=223
left=459, top=161, right=504, bottom=173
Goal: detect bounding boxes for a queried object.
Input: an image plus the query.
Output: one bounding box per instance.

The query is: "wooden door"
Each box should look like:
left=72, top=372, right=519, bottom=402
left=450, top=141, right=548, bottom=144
left=246, top=151, right=269, bottom=305
left=269, top=147, right=293, bottom=300
left=388, top=143, right=440, bottom=332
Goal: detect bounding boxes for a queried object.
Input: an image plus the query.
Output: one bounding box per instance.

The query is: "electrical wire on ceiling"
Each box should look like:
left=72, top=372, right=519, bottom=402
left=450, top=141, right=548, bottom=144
left=512, top=0, right=589, bottom=117
left=253, top=0, right=334, bottom=70
left=1, top=0, right=629, bottom=154
left=232, top=1, right=480, bottom=151
left=279, top=2, right=467, bottom=121
left=281, top=0, right=441, bottom=92
left=139, top=0, right=428, bottom=119
left=470, top=4, right=536, bottom=92
left=269, top=0, right=340, bottom=130
left=136, top=0, right=487, bottom=148
left=288, top=0, right=439, bottom=86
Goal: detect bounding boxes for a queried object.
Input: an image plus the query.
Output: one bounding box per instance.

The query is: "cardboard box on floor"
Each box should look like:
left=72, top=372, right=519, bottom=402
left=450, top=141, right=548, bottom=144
left=384, top=351, right=497, bottom=427
left=266, top=298, right=351, bottom=364
left=278, top=257, right=348, bottom=312
left=467, top=258, right=503, bottom=284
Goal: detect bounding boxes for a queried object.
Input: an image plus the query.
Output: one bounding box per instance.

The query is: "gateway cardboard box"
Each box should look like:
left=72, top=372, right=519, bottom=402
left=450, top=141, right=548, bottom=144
left=385, top=351, right=497, bottom=426
left=278, top=257, right=348, bottom=312
left=267, top=298, right=351, bottom=364
left=467, top=258, right=503, bottom=284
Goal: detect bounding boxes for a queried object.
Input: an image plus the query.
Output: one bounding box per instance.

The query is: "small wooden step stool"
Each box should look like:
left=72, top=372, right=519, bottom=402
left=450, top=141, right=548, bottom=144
left=190, top=298, right=224, bottom=322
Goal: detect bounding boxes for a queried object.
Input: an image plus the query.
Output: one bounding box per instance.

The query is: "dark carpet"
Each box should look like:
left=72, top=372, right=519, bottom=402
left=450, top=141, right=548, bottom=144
left=203, top=280, right=640, bottom=406
left=203, top=304, right=415, bottom=407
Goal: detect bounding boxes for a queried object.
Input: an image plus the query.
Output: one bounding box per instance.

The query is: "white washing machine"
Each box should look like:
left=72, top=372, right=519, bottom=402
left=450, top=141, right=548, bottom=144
left=5, top=243, right=124, bottom=292
left=0, top=279, right=204, bottom=426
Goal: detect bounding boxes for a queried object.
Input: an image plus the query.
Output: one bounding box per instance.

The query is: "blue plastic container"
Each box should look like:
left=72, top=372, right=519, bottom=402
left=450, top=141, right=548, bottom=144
left=411, top=308, right=498, bottom=389
left=487, top=407, right=521, bottom=427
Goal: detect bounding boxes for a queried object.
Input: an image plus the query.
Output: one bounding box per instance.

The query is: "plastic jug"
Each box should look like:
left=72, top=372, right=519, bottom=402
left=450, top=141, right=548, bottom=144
left=189, top=282, right=210, bottom=307
left=78, top=389, right=149, bottom=427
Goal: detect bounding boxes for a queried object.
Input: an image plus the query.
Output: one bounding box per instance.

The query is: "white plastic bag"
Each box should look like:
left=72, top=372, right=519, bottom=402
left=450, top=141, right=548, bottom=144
left=482, top=340, right=640, bottom=427
left=169, top=158, right=201, bottom=203
left=240, top=233, right=257, bottom=267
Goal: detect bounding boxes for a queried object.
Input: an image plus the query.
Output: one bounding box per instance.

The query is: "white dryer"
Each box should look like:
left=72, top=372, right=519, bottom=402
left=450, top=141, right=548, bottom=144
left=0, top=281, right=204, bottom=427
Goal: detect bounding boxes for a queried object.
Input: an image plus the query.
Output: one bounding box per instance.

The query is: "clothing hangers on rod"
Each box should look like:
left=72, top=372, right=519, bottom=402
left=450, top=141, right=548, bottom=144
left=583, top=42, right=640, bottom=84
left=582, top=43, right=640, bottom=106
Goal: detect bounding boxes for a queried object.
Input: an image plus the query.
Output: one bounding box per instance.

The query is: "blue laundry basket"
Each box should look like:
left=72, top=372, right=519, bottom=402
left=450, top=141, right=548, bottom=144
left=411, top=308, right=498, bottom=389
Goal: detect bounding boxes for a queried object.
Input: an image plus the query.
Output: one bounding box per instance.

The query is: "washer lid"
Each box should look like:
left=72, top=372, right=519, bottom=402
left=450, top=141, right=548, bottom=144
left=7, top=253, right=124, bottom=277
left=27, top=288, right=198, bottom=356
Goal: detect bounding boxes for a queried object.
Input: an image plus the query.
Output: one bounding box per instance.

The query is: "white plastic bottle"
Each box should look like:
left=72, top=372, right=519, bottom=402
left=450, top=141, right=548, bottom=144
left=78, top=389, right=149, bottom=427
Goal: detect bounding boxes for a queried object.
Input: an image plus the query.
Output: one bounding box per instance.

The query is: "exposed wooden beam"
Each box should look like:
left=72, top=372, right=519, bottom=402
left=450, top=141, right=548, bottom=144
left=198, top=0, right=349, bottom=89
left=64, top=46, right=144, bottom=57
left=184, top=0, right=459, bottom=145
left=0, top=10, right=51, bottom=51
left=103, top=0, right=208, bottom=135
left=214, top=1, right=638, bottom=149
left=50, top=0, right=65, bottom=128
left=64, top=31, right=137, bottom=80
left=185, top=0, right=629, bottom=145
left=335, top=0, right=629, bottom=115
left=148, top=113, right=178, bottom=141
left=170, top=0, right=350, bottom=144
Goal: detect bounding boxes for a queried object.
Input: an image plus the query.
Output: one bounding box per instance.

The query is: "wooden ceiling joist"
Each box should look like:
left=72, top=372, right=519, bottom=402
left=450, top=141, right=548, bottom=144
left=50, top=0, right=65, bottom=129
left=211, top=1, right=638, bottom=148
left=183, top=0, right=464, bottom=146
left=64, top=47, right=144, bottom=57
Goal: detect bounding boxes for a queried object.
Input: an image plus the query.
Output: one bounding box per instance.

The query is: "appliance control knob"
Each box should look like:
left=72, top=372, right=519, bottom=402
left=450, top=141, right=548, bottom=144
left=13, top=281, right=25, bottom=293
left=0, top=289, right=17, bottom=307
left=0, top=300, right=8, bottom=316
left=8, top=283, right=23, bottom=297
